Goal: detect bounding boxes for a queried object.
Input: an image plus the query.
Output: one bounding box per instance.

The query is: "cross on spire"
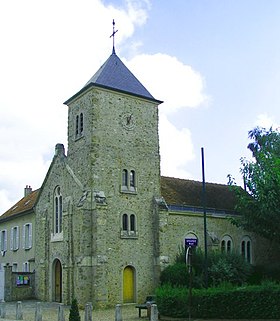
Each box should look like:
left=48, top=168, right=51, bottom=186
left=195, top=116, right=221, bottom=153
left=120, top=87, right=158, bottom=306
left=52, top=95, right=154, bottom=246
left=110, top=19, right=118, bottom=54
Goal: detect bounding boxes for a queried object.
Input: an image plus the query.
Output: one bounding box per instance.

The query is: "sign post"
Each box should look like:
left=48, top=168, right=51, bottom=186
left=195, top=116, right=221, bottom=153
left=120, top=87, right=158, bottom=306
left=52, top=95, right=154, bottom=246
left=185, top=238, right=198, bottom=321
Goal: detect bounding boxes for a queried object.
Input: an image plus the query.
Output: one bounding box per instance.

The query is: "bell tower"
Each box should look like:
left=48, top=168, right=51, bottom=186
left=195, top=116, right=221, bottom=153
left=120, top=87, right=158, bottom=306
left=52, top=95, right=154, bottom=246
left=63, top=30, right=163, bottom=305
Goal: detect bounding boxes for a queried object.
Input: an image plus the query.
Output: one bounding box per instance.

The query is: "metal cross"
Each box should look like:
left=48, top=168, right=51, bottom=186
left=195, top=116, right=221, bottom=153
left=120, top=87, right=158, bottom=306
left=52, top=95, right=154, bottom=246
left=110, top=19, right=118, bottom=54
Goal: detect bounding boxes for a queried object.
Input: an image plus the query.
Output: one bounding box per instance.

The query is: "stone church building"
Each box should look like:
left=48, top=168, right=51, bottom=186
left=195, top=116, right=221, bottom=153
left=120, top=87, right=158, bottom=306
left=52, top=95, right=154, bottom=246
left=0, top=48, right=278, bottom=306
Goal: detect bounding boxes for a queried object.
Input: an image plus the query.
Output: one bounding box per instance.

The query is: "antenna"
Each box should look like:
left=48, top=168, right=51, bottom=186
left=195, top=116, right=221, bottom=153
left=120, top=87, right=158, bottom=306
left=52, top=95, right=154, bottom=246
left=110, top=19, right=118, bottom=54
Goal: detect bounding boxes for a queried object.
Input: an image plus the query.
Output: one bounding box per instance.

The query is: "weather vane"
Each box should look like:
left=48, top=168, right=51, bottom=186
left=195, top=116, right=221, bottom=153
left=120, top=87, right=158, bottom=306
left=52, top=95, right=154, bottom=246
left=110, top=19, right=118, bottom=54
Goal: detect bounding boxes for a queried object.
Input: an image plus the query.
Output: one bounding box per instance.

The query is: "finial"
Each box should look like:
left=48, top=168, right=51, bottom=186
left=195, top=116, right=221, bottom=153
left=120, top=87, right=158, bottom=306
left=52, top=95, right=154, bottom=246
left=110, top=19, right=118, bottom=54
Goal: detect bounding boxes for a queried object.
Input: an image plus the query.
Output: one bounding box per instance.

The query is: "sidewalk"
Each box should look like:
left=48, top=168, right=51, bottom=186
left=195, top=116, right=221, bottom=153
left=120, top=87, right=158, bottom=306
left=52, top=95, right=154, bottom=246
left=0, top=301, right=145, bottom=321
left=0, top=301, right=277, bottom=321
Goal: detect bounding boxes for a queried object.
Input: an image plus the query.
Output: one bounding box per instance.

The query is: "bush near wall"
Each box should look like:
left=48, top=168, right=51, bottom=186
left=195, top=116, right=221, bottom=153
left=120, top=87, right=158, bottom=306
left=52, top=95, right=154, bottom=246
left=156, top=283, right=280, bottom=319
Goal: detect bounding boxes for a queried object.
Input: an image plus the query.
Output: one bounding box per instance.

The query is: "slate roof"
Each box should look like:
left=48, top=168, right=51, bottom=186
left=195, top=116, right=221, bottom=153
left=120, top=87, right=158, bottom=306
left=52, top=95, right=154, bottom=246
left=64, top=53, right=162, bottom=105
left=161, top=176, right=237, bottom=212
left=0, top=189, right=39, bottom=221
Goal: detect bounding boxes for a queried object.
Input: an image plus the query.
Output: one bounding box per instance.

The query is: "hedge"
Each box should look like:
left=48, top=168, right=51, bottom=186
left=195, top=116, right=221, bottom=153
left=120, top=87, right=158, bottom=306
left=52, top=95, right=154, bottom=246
left=155, top=283, right=280, bottom=319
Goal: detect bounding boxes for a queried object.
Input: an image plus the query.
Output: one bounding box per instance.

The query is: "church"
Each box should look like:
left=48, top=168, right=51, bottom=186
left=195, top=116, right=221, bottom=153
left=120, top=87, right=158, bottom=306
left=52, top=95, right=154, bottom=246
left=0, top=40, right=278, bottom=306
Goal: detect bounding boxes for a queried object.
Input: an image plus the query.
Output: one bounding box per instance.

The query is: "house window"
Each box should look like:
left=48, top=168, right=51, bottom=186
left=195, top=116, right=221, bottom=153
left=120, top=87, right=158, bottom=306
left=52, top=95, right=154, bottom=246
left=0, top=230, right=7, bottom=252
left=75, top=112, right=84, bottom=138
left=241, top=236, right=252, bottom=263
left=121, top=213, right=137, bottom=238
left=221, top=235, right=233, bottom=253
left=121, top=169, right=137, bottom=193
left=23, top=223, right=32, bottom=249
left=11, top=226, right=19, bottom=251
left=54, top=186, right=63, bottom=234
left=23, top=262, right=30, bottom=272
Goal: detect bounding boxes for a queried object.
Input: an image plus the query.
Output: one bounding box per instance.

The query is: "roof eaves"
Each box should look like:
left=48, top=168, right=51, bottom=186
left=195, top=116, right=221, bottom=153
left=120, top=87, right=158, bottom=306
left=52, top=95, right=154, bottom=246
left=64, top=82, right=163, bottom=106
left=0, top=207, right=35, bottom=223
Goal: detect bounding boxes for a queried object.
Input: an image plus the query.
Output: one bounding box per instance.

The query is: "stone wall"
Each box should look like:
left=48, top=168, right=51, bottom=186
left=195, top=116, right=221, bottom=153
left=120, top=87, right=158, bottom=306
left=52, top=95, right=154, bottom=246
left=158, top=207, right=280, bottom=268
left=4, top=266, right=35, bottom=301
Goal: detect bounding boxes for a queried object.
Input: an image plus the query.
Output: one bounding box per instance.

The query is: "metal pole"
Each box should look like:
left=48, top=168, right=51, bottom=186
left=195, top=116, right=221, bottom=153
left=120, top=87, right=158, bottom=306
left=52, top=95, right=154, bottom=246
left=201, top=147, right=208, bottom=288
left=186, top=246, right=192, bottom=321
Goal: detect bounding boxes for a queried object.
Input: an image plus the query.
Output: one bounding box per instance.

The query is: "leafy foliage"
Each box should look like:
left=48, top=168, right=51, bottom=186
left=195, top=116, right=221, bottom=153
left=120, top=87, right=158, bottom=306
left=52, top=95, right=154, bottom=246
left=69, top=298, right=81, bottom=321
left=161, top=248, right=251, bottom=288
left=228, top=127, right=280, bottom=243
left=208, top=251, right=251, bottom=286
left=156, top=283, right=280, bottom=319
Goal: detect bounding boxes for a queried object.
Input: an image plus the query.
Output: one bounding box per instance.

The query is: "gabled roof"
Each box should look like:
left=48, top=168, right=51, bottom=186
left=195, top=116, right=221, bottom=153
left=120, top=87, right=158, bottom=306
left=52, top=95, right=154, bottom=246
left=161, top=176, right=237, bottom=212
left=0, top=189, right=39, bottom=221
left=0, top=177, right=237, bottom=220
left=64, top=53, right=162, bottom=105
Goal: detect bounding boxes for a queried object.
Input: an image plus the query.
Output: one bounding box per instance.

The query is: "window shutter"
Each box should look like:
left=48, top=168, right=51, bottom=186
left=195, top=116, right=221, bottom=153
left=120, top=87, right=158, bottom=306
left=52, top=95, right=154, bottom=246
left=23, top=224, right=26, bottom=249
left=28, top=223, right=32, bottom=249
left=10, top=228, right=13, bottom=250
left=17, top=226, right=19, bottom=249
left=4, top=231, right=7, bottom=252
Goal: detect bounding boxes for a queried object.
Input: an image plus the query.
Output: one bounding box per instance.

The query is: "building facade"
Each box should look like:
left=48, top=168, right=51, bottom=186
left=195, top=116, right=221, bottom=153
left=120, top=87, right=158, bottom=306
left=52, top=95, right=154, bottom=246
left=0, top=50, right=279, bottom=306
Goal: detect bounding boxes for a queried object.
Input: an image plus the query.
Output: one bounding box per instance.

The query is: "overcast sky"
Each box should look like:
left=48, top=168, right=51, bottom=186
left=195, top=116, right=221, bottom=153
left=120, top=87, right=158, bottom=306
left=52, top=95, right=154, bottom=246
left=1, top=0, right=280, bottom=214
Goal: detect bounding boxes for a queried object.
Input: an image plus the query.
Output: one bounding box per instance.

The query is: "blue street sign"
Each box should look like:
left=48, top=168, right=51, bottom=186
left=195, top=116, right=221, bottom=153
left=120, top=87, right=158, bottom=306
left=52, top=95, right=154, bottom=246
left=185, top=238, right=198, bottom=248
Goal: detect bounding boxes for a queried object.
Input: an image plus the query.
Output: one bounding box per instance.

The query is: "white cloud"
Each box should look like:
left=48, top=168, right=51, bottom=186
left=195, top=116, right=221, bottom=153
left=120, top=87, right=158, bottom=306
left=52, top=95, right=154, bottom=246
left=254, top=114, right=279, bottom=130
left=126, top=53, right=208, bottom=178
left=0, top=0, right=152, bottom=214
left=0, top=0, right=207, bottom=214
left=126, top=53, right=208, bottom=114
left=159, top=114, right=195, bottom=179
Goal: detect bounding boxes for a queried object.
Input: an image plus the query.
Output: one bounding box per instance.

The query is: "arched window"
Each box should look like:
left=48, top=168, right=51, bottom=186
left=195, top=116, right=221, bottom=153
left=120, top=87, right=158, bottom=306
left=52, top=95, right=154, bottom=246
left=221, top=235, right=233, bottom=253
left=121, top=168, right=137, bottom=192
left=80, top=113, right=84, bottom=134
left=54, top=186, right=63, bottom=234
left=75, top=115, right=79, bottom=136
left=121, top=213, right=137, bottom=238
left=130, top=214, right=135, bottom=232
left=75, top=112, right=84, bottom=138
left=122, top=214, right=128, bottom=231
left=122, top=170, right=128, bottom=188
left=130, top=170, right=135, bottom=189
left=241, top=236, right=252, bottom=263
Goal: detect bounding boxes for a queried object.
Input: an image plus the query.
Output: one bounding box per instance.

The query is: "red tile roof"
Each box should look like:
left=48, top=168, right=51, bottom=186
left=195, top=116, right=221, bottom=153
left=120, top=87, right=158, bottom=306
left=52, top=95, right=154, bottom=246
left=161, top=176, right=237, bottom=211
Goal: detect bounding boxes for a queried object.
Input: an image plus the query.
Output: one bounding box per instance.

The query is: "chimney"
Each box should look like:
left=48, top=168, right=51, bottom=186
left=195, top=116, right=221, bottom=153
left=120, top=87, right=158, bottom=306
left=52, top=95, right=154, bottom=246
left=24, top=185, right=32, bottom=197
left=55, top=143, right=65, bottom=156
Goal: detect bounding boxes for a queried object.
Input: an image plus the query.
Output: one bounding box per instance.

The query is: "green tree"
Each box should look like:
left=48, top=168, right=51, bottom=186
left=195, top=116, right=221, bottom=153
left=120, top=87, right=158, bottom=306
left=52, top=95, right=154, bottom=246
left=69, top=298, right=81, bottom=321
left=228, top=127, right=280, bottom=243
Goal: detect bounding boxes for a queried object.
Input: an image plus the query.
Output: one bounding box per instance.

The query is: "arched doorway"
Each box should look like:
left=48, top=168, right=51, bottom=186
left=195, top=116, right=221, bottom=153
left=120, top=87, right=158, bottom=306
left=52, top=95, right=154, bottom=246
left=123, top=266, right=135, bottom=303
left=53, top=259, right=62, bottom=302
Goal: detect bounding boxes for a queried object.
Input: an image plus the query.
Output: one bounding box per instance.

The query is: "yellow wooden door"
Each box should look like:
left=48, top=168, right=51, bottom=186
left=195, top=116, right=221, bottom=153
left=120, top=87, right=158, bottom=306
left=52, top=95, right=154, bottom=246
left=123, top=266, right=134, bottom=303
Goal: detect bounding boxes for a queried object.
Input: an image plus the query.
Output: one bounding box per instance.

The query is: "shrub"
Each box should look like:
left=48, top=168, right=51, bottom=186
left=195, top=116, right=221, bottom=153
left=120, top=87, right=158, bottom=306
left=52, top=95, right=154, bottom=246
left=162, top=248, right=251, bottom=288
left=208, top=252, right=251, bottom=286
left=156, top=283, right=280, bottom=319
left=69, top=298, right=81, bottom=321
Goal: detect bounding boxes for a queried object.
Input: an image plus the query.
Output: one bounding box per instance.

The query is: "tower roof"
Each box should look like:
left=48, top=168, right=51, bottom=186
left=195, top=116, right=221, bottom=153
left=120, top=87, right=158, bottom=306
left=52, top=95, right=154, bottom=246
left=64, top=53, right=162, bottom=105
